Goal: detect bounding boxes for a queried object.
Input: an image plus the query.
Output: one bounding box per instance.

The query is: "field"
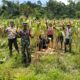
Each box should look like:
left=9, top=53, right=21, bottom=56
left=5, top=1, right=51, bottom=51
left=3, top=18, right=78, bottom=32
left=0, top=18, right=80, bottom=80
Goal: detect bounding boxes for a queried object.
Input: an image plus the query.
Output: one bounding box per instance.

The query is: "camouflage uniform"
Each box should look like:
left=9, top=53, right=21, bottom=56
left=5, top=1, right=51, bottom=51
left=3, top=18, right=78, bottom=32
left=20, top=29, right=31, bottom=64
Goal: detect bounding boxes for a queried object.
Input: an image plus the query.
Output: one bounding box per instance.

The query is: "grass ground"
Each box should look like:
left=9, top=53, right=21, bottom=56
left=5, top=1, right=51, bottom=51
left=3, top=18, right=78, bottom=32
left=0, top=38, right=80, bottom=80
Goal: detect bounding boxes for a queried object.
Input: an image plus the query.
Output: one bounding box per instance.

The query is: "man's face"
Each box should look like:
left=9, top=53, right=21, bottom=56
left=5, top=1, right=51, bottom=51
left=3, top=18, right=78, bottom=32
left=50, top=24, right=52, bottom=27
left=10, top=22, right=14, bottom=27
left=23, top=24, right=28, bottom=30
left=68, top=25, right=70, bottom=29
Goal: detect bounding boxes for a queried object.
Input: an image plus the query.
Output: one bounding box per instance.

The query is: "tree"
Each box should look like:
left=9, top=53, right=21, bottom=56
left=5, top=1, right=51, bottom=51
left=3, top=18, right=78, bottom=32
left=1, top=0, right=20, bottom=18
left=37, top=0, right=42, bottom=6
left=67, top=0, right=76, bottom=18
left=0, top=0, right=80, bottom=19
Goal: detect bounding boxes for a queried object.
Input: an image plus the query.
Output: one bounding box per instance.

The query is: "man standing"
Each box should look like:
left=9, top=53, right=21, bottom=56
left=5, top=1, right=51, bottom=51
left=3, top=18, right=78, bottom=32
left=5, top=21, right=19, bottom=56
left=19, top=23, right=32, bottom=65
left=64, top=24, right=72, bottom=52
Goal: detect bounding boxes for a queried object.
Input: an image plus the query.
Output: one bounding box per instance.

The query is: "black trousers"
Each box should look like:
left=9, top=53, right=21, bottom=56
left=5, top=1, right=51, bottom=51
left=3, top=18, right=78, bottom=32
left=65, top=39, right=72, bottom=52
left=59, top=35, right=64, bottom=49
left=8, top=38, right=19, bottom=55
left=39, top=38, right=47, bottom=51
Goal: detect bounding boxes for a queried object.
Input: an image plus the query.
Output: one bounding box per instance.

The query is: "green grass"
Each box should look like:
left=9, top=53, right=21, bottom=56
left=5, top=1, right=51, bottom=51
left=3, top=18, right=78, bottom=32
left=0, top=47, right=80, bottom=80
left=0, top=33, right=80, bottom=80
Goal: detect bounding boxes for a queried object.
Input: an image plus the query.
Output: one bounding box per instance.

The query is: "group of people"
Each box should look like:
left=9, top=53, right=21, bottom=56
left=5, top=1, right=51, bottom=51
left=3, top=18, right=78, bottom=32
left=5, top=20, right=72, bottom=66
left=5, top=21, right=32, bottom=65
left=38, top=22, right=72, bottom=53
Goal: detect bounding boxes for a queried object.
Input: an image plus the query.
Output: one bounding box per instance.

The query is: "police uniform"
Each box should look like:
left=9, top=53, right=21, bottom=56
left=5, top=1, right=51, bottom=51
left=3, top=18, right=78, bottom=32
left=6, top=26, right=19, bottom=56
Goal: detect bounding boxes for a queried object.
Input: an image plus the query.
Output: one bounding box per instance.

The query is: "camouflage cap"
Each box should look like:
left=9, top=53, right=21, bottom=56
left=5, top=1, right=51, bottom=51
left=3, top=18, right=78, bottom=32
left=22, top=22, right=28, bottom=26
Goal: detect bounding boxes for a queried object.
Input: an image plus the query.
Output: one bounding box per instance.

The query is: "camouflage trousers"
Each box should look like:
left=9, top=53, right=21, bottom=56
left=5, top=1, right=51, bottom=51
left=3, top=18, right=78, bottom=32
left=21, top=44, right=31, bottom=64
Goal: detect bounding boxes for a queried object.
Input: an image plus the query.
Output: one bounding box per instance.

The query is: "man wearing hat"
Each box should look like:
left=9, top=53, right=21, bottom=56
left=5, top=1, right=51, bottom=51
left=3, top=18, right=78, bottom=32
left=64, top=24, right=72, bottom=52
left=19, top=22, right=32, bottom=65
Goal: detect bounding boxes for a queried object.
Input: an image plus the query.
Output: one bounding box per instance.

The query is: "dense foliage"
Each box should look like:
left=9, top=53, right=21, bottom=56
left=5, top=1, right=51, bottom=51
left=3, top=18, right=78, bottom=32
left=0, top=0, right=80, bottom=80
left=0, top=0, right=80, bottom=19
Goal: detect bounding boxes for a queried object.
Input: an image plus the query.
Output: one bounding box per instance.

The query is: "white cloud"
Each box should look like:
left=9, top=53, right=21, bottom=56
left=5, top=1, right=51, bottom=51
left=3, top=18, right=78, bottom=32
left=57, top=0, right=68, bottom=4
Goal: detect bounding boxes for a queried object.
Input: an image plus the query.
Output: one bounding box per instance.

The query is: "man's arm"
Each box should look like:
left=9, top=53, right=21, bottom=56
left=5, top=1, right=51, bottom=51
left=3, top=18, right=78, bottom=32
left=29, top=29, right=34, bottom=38
left=17, top=30, right=22, bottom=38
left=46, top=21, right=48, bottom=29
left=5, top=28, right=8, bottom=33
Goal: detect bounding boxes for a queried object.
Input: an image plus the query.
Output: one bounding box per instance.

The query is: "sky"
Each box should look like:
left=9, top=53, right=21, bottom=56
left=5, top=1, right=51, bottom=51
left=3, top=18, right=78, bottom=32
left=18, top=0, right=68, bottom=4
left=0, top=0, right=68, bottom=5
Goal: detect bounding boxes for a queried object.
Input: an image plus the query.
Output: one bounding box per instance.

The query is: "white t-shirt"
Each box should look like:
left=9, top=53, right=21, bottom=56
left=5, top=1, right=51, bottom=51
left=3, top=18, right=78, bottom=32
left=6, top=27, right=17, bottom=39
left=65, top=27, right=71, bottom=39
